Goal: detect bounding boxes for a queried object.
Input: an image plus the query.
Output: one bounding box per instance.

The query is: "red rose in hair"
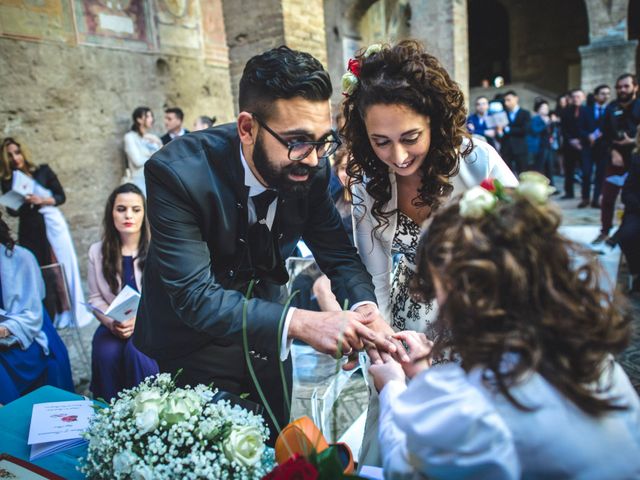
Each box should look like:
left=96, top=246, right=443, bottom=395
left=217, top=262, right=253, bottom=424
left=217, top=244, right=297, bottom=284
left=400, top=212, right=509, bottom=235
left=347, top=58, right=361, bottom=78
left=480, top=178, right=497, bottom=192
left=262, top=454, right=319, bottom=480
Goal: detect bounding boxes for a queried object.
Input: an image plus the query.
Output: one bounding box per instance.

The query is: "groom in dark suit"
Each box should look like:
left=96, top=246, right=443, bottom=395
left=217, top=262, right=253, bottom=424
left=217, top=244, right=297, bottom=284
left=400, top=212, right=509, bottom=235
left=134, top=46, right=398, bottom=439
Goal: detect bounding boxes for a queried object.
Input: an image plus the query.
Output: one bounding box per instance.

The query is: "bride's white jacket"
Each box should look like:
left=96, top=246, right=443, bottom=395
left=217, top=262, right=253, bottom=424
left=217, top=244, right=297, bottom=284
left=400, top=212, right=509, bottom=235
left=351, top=139, right=518, bottom=323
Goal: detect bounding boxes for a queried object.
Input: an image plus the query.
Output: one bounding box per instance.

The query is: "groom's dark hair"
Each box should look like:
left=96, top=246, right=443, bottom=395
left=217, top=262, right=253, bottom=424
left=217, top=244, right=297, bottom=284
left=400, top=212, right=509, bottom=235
left=239, top=46, right=332, bottom=120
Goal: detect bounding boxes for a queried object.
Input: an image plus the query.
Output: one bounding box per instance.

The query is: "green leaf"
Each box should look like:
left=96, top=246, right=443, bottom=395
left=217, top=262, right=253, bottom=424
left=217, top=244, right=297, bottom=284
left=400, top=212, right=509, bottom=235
left=316, top=446, right=347, bottom=479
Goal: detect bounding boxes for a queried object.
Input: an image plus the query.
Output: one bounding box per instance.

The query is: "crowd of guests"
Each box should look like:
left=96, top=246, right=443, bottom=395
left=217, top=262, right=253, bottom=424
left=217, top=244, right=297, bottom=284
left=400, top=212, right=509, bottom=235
left=1, top=40, right=639, bottom=478
left=467, top=75, right=640, bottom=293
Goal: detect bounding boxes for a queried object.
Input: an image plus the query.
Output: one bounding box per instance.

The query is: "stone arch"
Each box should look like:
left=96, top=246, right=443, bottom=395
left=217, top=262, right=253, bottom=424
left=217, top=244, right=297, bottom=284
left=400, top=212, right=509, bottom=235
left=468, top=0, right=588, bottom=93
left=468, top=0, right=510, bottom=86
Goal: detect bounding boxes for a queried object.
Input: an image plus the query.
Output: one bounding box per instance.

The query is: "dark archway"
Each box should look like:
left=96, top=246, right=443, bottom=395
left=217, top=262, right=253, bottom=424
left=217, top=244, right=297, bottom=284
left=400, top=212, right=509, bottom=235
left=630, top=0, right=640, bottom=77
left=468, top=0, right=510, bottom=87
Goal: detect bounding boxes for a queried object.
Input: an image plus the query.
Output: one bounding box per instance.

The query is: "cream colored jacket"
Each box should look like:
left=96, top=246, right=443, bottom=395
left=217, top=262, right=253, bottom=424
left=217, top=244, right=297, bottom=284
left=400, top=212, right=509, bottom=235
left=352, top=140, right=518, bottom=323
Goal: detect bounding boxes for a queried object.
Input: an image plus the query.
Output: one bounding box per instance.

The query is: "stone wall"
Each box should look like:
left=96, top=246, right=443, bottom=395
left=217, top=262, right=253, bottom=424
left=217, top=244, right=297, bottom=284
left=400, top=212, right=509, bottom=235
left=0, top=35, right=234, bottom=280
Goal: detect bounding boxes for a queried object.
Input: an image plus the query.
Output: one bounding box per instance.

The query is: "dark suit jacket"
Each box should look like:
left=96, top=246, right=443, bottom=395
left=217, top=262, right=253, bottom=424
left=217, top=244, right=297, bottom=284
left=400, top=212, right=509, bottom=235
left=560, top=105, right=592, bottom=148
left=161, top=129, right=190, bottom=145
left=502, top=108, right=531, bottom=156
left=1, top=164, right=65, bottom=265
left=134, top=123, right=377, bottom=361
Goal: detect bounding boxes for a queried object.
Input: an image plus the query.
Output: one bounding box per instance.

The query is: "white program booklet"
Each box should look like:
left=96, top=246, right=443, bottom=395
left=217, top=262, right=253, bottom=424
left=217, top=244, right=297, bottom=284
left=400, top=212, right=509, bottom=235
left=84, top=284, right=140, bottom=323
left=0, top=170, right=35, bottom=210
left=27, top=400, right=94, bottom=460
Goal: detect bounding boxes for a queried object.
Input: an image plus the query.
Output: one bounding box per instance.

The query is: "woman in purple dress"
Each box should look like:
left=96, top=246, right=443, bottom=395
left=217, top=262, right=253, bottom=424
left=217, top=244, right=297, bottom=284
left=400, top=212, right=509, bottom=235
left=87, top=183, right=158, bottom=401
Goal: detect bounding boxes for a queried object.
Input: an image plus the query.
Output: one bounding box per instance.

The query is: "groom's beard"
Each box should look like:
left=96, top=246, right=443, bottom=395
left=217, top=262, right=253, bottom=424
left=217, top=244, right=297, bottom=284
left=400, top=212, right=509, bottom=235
left=252, top=132, right=319, bottom=197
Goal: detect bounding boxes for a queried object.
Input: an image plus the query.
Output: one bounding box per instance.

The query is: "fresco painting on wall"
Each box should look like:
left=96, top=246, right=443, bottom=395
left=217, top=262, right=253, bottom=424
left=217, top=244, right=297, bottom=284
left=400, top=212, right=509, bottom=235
left=74, top=0, right=154, bottom=51
left=200, top=0, right=229, bottom=66
left=0, top=0, right=76, bottom=44
left=154, top=0, right=201, bottom=56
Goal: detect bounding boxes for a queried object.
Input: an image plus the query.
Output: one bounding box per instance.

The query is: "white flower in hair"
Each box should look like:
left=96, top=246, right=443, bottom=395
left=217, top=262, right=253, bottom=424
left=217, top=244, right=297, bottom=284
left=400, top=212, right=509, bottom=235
left=363, top=43, right=382, bottom=58
left=516, top=171, right=555, bottom=204
left=341, top=72, right=359, bottom=96
left=459, top=185, right=497, bottom=218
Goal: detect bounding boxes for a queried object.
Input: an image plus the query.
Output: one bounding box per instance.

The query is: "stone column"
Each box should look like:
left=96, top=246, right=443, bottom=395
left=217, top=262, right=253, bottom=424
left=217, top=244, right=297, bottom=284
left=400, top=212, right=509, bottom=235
left=579, top=37, right=638, bottom=92
left=222, top=0, right=328, bottom=113
left=409, top=0, right=469, bottom=97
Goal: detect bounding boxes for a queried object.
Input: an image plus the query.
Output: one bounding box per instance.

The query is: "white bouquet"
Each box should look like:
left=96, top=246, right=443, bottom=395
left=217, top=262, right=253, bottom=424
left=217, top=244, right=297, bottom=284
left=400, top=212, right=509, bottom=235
left=80, top=374, right=274, bottom=479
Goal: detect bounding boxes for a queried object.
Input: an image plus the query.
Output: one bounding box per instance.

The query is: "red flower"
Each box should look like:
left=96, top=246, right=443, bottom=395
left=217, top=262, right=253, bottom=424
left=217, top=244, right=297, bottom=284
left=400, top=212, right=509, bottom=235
left=480, top=178, right=496, bottom=192
left=263, top=454, right=319, bottom=480
left=347, top=58, right=361, bottom=77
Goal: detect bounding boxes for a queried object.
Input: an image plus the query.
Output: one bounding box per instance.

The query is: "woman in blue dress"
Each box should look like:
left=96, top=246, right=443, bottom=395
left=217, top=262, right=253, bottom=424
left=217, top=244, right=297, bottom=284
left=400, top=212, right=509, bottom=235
left=0, top=212, right=74, bottom=404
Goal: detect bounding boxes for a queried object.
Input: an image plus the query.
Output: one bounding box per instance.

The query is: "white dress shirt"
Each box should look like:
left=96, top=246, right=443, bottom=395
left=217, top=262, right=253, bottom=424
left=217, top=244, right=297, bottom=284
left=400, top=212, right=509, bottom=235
left=379, top=359, right=640, bottom=479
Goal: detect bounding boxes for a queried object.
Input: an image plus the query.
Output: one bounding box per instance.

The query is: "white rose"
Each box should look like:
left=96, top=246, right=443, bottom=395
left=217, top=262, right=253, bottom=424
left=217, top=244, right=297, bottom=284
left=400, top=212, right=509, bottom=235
left=459, top=186, right=497, bottom=218
left=223, top=425, right=265, bottom=467
left=363, top=43, right=382, bottom=58
left=133, top=389, right=165, bottom=415
left=113, top=450, right=137, bottom=475
left=517, top=171, right=555, bottom=204
left=135, top=407, right=160, bottom=434
left=161, top=390, right=201, bottom=425
left=341, top=72, right=358, bottom=96
left=131, top=464, right=154, bottom=480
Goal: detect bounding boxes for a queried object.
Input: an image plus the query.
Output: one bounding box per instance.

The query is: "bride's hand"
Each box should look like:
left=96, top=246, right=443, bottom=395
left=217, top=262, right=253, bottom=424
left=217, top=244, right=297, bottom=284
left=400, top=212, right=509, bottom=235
left=392, top=331, right=433, bottom=378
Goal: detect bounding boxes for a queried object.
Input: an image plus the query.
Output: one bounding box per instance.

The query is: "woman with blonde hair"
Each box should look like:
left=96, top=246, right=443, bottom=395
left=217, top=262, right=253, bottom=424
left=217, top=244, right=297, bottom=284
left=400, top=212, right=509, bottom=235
left=1, top=137, right=92, bottom=327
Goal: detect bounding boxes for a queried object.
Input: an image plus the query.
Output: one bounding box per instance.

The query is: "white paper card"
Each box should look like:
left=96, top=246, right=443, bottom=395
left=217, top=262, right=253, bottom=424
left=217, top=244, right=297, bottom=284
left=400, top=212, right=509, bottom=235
left=104, top=285, right=140, bottom=323
left=0, top=170, right=36, bottom=209
left=28, top=400, right=93, bottom=445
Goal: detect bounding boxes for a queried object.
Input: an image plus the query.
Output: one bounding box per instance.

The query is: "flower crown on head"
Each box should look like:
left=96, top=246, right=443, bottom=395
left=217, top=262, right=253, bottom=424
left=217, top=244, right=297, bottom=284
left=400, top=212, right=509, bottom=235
left=459, top=171, right=556, bottom=219
left=341, top=43, right=383, bottom=97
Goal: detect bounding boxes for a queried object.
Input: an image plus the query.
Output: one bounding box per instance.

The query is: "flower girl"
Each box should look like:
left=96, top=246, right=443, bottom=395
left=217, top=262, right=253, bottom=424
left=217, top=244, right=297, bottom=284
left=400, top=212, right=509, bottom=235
left=369, top=173, right=640, bottom=479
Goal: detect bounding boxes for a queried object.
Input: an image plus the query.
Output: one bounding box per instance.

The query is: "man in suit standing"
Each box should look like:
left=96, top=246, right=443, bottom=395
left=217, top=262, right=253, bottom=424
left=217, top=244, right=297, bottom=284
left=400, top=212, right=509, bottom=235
left=499, top=91, right=531, bottom=174
left=560, top=89, right=591, bottom=201
left=467, top=96, right=497, bottom=148
left=586, top=85, right=611, bottom=207
left=161, top=107, right=189, bottom=145
left=134, top=46, right=399, bottom=440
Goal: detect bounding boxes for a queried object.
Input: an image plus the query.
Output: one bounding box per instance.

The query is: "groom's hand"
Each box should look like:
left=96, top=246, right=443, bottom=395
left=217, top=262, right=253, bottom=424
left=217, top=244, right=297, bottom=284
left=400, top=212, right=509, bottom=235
left=343, top=305, right=410, bottom=370
left=288, top=309, right=397, bottom=359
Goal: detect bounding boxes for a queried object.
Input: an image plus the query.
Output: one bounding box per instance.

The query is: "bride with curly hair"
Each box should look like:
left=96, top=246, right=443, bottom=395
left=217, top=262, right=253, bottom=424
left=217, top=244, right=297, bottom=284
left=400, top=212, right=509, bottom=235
left=340, top=40, right=516, bottom=465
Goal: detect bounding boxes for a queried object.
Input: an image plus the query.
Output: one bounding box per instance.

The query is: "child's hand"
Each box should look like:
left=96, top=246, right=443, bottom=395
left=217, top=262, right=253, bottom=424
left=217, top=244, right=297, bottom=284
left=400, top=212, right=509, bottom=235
left=393, top=331, right=434, bottom=378
left=369, top=356, right=405, bottom=393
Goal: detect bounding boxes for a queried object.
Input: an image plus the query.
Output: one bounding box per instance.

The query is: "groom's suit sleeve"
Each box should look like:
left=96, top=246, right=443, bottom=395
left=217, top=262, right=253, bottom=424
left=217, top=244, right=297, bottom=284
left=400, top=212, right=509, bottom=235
left=143, top=153, right=283, bottom=356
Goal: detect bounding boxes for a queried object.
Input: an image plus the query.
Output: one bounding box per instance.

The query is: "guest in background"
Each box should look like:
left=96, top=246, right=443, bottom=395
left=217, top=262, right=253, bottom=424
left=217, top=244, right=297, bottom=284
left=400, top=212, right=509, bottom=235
left=0, top=212, right=74, bottom=405
left=87, top=183, right=158, bottom=402
left=123, top=107, right=162, bottom=196
left=193, top=115, right=216, bottom=131
left=560, top=89, right=590, bottom=202
left=594, top=74, right=640, bottom=244
left=161, top=108, right=189, bottom=145
left=616, top=125, right=640, bottom=294
left=498, top=91, right=531, bottom=174
left=527, top=99, right=555, bottom=186
left=1, top=137, right=92, bottom=328
left=587, top=85, right=611, bottom=208
left=467, top=96, right=497, bottom=148
left=371, top=188, right=640, bottom=479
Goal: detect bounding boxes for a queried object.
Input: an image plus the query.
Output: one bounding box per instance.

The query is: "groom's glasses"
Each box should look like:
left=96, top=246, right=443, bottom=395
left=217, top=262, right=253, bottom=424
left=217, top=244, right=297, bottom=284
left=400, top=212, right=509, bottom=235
left=252, top=113, right=341, bottom=161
